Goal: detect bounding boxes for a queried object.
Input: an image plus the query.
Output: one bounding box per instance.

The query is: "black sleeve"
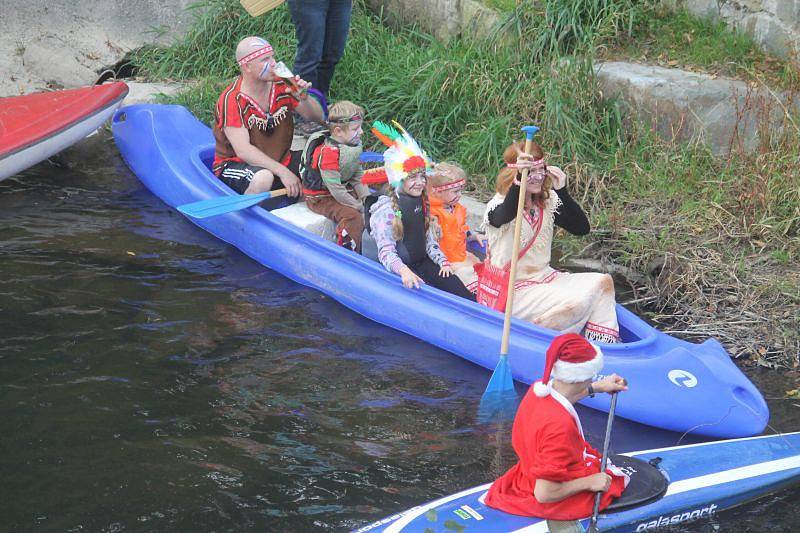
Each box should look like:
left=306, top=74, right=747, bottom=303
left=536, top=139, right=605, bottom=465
left=554, top=187, right=590, bottom=235
left=487, top=183, right=521, bottom=227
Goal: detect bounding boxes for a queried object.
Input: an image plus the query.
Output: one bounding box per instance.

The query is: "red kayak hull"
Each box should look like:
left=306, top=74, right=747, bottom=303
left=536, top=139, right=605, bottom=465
left=0, top=82, right=129, bottom=179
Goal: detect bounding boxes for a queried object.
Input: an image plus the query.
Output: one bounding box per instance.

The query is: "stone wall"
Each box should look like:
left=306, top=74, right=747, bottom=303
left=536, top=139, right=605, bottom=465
left=665, top=0, right=800, bottom=59
left=1, top=0, right=200, bottom=96
left=595, top=61, right=797, bottom=156
left=366, top=0, right=500, bottom=41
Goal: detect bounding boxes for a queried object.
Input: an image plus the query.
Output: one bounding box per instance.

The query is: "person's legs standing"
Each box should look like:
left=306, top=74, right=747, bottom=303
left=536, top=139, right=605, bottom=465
left=317, top=0, right=352, bottom=95
left=287, top=0, right=327, bottom=89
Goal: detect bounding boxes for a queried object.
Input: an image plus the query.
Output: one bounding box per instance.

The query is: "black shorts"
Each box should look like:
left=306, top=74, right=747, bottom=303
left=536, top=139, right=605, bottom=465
left=216, top=161, right=265, bottom=194
left=215, top=152, right=302, bottom=195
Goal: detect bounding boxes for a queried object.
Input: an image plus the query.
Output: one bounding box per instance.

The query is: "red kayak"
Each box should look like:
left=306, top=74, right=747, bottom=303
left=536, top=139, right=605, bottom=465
left=0, top=82, right=129, bottom=181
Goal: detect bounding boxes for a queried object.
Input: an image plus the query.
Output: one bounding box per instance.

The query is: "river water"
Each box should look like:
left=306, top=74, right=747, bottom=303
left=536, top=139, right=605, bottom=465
left=1, top=132, right=797, bottom=532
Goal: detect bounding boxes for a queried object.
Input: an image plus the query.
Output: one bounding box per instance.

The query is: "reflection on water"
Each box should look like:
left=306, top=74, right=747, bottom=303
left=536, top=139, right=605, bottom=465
left=0, top=132, right=797, bottom=531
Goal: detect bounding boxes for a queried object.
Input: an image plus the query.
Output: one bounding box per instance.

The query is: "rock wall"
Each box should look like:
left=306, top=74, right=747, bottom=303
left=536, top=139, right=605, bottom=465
left=665, top=0, right=800, bottom=59
left=366, top=0, right=500, bottom=41
left=1, top=0, right=200, bottom=97
left=595, top=62, right=797, bottom=155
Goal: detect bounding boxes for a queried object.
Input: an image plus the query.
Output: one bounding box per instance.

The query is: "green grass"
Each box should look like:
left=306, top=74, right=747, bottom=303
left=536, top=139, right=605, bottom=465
left=482, top=0, right=518, bottom=12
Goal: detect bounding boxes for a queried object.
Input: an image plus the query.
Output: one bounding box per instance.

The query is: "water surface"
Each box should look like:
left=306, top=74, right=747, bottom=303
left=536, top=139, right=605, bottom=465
left=1, top=132, right=797, bottom=531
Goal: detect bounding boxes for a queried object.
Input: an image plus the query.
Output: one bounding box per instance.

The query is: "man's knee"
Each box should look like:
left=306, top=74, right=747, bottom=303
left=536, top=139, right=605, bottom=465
left=246, top=169, right=275, bottom=194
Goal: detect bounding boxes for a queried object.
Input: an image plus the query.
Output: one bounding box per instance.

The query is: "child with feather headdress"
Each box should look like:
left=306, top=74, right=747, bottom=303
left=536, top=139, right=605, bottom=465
left=361, top=122, right=476, bottom=300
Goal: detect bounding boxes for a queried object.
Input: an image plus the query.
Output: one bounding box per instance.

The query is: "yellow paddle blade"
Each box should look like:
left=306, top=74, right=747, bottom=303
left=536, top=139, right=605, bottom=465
left=239, top=0, right=285, bottom=17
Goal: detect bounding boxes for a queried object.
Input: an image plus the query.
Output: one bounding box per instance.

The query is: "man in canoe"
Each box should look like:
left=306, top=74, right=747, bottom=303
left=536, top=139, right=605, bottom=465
left=485, top=333, right=629, bottom=532
left=212, top=36, right=325, bottom=197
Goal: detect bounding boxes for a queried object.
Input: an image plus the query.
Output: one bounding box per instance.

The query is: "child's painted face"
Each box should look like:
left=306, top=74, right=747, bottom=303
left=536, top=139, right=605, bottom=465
left=331, top=120, right=363, bottom=146
left=402, top=171, right=427, bottom=197
left=431, top=184, right=464, bottom=207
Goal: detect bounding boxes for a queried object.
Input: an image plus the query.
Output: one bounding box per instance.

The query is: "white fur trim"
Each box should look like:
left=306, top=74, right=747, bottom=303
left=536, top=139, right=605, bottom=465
left=551, top=344, right=604, bottom=383
left=533, top=381, right=550, bottom=397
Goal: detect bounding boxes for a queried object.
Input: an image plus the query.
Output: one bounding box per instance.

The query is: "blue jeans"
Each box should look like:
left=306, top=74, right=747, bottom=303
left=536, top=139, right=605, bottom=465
left=287, top=0, right=353, bottom=96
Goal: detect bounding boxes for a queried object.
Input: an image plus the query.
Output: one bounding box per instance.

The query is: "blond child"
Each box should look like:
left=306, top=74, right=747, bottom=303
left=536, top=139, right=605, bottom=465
left=427, top=162, right=482, bottom=294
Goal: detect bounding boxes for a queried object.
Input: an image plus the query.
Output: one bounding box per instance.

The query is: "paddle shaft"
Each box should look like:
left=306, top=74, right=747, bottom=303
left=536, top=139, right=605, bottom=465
left=265, top=188, right=288, bottom=199
left=499, top=137, right=535, bottom=355
left=588, top=392, right=619, bottom=532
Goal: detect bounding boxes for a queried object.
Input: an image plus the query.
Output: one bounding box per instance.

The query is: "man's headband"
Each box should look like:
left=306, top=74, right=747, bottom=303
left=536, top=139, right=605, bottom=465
left=237, top=39, right=274, bottom=66
left=431, top=178, right=466, bottom=193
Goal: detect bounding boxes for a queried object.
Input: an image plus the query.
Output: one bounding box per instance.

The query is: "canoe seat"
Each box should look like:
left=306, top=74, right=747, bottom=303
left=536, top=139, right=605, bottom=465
left=605, top=454, right=668, bottom=512
left=272, top=201, right=337, bottom=242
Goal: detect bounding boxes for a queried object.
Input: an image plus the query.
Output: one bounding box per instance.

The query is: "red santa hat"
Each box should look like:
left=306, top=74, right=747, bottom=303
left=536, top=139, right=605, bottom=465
left=533, top=333, right=604, bottom=397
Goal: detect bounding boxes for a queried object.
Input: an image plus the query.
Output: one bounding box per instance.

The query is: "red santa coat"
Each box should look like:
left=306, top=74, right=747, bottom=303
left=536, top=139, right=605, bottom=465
left=485, top=385, right=626, bottom=520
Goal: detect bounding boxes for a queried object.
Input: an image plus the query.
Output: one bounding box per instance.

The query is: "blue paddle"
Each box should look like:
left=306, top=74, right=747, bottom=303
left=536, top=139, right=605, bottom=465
left=359, top=151, right=384, bottom=163
left=479, top=125, right=540, bottom=419
left=177, top=188, right=287, bottom=219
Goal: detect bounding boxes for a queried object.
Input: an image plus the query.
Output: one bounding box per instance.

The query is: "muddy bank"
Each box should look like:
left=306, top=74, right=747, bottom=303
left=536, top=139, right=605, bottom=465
left=1, top=0, right=198, bottom=96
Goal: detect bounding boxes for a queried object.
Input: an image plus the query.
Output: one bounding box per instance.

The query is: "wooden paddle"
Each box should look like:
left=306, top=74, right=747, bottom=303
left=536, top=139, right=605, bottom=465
left=479, top=125, right=540, bottom=415
left=239, top=0, right=285, bottom=17
left=177, top=189, right=287, bottom=219
left=587, top=389, right=621, bottom=533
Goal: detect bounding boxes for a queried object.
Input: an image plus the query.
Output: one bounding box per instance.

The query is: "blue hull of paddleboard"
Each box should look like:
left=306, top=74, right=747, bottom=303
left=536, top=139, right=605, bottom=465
left=355, top=432, right=800, bottom=532
left=111, top=104, right=768, bottom=438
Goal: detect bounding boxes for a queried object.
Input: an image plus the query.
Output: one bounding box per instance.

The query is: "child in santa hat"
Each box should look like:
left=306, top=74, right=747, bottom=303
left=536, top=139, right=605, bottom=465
left=485, top=333, right=629, bottom=529
left=426, top=162, right=484, bottom=294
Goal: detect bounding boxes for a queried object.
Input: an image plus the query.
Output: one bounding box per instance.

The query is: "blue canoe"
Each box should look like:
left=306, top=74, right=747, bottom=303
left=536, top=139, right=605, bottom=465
left=354, top=431, right=800, bottom=532
left=111, top=104, right=768, bottom=438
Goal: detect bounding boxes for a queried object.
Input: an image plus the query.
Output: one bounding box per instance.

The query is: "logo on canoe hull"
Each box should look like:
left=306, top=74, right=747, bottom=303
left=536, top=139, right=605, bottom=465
left=668, top=369, right=698, bottom=388
left=635, top=503, right=717, bottom=530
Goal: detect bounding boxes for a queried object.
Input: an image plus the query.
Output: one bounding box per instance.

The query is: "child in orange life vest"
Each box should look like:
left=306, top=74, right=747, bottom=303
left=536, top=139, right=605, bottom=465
left=427, top=162, right=482, bottom=294
left=303, top=101, right=370, bottom=251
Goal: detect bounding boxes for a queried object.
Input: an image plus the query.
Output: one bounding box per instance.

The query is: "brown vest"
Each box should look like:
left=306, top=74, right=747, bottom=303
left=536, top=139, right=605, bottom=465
left=212, top=77, right=296, bottom=170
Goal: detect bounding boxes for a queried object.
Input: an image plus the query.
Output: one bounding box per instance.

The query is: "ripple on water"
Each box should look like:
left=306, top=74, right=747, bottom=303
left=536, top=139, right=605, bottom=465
left=0, top=132, right=797, bottom=531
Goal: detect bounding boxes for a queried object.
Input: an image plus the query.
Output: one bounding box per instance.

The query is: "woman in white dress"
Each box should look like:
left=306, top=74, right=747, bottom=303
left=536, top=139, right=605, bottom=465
left=478, top=141, right=620, bottom=343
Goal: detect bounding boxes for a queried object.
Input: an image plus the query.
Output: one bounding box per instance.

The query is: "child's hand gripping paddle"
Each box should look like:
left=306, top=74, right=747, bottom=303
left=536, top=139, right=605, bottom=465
left=177, top=189, right=287, bottom=219
left=478, top=125, right=540, bottom=421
